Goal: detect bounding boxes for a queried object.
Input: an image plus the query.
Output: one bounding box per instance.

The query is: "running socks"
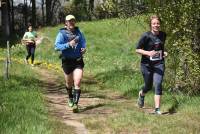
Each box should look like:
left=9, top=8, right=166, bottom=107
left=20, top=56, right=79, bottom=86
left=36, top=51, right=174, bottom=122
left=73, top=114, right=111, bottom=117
left=73, top=89, right=81, bottom=104
left=66, top=87, right=73, bottom=99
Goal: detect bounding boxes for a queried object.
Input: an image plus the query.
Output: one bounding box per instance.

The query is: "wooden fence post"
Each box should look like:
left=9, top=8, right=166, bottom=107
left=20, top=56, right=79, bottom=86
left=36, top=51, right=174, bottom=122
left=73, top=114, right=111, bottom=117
left=7, top=41, right=11, bottom=64
left=4, top=41, right=10, bottom=80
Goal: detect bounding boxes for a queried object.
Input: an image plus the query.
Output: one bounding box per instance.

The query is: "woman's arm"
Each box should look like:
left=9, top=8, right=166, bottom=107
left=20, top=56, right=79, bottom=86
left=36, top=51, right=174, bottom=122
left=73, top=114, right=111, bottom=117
left=136, top=49, right=158, bottom=57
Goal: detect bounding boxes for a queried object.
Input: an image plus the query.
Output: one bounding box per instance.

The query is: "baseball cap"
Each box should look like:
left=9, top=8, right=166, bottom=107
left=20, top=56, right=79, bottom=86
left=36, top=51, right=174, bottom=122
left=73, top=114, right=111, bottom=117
left=65, top=15, right=76, bottom=21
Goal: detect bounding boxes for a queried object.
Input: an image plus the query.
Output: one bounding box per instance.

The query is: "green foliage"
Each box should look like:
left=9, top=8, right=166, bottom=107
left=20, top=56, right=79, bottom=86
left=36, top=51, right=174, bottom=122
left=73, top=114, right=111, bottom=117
left=147, top=0, right=200, bottom=94
left=0, top=61, right=73, bottom=134
left=93, top=0, right=147, bottom=19
left=61, top=0, right=147, bottom=20
left=38, top=19, right=200, bottom=133
left=94, top=0, right=118, bottom=19
left=4, top=18, right=200, bottom=133
left=62, top=0, right=88, bottom=21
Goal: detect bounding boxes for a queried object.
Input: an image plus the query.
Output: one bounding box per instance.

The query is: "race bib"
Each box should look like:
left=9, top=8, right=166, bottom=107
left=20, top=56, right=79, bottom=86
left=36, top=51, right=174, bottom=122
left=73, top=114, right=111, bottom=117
left=150, top=50, right=162, bottom=61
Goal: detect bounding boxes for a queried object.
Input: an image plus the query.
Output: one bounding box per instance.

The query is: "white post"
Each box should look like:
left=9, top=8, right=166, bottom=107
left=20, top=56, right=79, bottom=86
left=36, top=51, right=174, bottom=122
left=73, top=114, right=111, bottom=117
left=4, top=57, right=9, bottom=80
left=4, top=41, right=10, bottom=80
left=7, top=41, right=11, bottom=64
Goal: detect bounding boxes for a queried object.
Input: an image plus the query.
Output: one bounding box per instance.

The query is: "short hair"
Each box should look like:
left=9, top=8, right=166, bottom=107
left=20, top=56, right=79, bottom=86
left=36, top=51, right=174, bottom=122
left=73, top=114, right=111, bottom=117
left=27, top=23, right=32, bottom=27
left=149, top=15, right=161, bottom=27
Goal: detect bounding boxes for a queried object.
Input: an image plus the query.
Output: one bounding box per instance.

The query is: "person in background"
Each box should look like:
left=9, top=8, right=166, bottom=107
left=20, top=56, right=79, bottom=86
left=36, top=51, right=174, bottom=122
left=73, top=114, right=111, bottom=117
left=135, top=15, right=168, bottom=114
left=55, top=15, right=86, bottom=113
left=22, top=23, right=38, bottom=66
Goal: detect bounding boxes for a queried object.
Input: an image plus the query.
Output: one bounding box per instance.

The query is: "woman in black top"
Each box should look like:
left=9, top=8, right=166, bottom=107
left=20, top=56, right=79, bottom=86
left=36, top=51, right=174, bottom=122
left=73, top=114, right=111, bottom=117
left=136, top=15, right=168, bottom=114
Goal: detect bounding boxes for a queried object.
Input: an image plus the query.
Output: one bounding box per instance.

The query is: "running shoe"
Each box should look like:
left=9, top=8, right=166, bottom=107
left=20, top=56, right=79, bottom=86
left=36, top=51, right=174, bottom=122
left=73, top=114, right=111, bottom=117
left=154, top=108, right=162, bottom=115
left=137, top=90, right=145, bottom=108
left=72, top=104, right=79, bottom=113
left=68, top=98, right=74, bottom=107
left=24, top=59, right=29, bottom=64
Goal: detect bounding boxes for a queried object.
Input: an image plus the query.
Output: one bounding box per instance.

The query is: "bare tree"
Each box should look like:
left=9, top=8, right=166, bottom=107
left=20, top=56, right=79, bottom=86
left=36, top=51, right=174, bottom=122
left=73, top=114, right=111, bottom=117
left=23, top=0, right=28, bottom=27
left=46, top=0, right=52, bottom=25
left=1, top=0, right=10, bottom=41
left=31, top=0, right=36, bottom=27
left=10, top=0, right=14, bottom=32
left=46, top=0, right=61, bottom=25
left=41, top=0, right=45, bottom=25
left=88, top=0, right=94, bottom=20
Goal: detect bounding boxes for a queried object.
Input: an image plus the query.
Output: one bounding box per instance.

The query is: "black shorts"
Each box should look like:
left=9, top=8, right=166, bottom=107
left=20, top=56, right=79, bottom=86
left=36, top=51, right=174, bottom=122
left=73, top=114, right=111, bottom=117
left=62, top=57, right=84, bottom=75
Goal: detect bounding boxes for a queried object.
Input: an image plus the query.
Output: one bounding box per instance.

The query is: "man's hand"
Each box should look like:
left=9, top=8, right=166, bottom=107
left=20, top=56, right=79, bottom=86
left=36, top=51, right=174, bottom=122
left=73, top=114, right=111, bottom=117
left=81, top=48, right=86, bottom=54
left=69, top=39, right=77, bottom=47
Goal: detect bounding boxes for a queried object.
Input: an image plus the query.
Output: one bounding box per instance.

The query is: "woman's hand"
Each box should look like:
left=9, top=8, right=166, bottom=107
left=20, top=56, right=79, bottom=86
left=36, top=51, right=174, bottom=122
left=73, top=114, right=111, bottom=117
left=148, top=50, right=158, bottom=57
left=22, top=39, right=34, bottom=45
left=136, top=49, right=158, bottom=57
left=27, top=40, right=35, bottom=43
left=163, top=51, right=168, bottom=57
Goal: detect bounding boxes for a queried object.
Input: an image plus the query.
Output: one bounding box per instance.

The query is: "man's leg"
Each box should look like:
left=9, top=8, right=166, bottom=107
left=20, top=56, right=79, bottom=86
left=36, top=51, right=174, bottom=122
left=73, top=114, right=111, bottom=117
left=64, top=72, right=74, bottom=107
left=72, top=68, right=83, bottom=112
left=73, top=68, right=83, bottom=104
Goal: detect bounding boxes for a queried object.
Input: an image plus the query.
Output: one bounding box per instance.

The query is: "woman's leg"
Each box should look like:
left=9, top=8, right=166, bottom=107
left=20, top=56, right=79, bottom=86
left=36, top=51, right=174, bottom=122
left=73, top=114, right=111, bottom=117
left=153, top=64, right=165, bottom=110
left=30, top=46, right=36, bottom=64
left=141, top=63, right=153, bottom=95
left=26, top=45, right=31, bottom=61
left=138, top=63, right=153, bottom=108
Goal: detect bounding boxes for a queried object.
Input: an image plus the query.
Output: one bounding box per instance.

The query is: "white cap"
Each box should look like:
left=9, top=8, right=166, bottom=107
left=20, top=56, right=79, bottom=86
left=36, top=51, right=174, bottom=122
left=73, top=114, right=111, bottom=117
left=65, top=15, right=76, bottom=21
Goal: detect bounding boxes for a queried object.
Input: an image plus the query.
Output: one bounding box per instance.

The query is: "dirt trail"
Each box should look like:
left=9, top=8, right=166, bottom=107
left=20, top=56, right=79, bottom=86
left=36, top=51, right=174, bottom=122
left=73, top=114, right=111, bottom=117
left=34, top=67, right=113, bottom=134
left=32, top=64, right=166, bottom=133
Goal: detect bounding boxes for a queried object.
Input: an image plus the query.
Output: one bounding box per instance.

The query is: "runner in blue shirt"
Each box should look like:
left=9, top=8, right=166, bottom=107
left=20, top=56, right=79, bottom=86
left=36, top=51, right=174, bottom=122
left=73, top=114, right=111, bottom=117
left=55, top=15, right=86, bottom=113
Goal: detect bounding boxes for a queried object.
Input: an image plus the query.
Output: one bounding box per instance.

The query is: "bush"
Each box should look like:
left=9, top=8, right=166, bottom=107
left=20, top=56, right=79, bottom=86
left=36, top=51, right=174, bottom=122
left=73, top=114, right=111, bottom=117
left=93, top=0, right=118, bottom=19
left=147, top=0, right=200, bottom=94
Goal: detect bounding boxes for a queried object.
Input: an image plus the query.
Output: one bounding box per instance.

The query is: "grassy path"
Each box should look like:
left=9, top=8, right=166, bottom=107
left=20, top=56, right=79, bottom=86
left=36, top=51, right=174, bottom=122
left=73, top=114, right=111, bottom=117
left=35, top=67, right=89, bottom=134
left=33, top=63, right=162, bottom=133
left=32, top=63, right=145, bottom=133
left=33, top=65, right=127, bottom=133
left=2, top=17, right=200, bottom=133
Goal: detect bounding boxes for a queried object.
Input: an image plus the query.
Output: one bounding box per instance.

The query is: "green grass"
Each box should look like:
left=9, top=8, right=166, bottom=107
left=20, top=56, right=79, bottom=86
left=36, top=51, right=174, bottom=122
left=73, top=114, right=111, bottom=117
left=1, top=16, right=200, bottom=133
left=34, top=18, right=146, bottom=95
left=0, top=61, right=74, bottom=134
left=17, top=17, right=200, bottom=133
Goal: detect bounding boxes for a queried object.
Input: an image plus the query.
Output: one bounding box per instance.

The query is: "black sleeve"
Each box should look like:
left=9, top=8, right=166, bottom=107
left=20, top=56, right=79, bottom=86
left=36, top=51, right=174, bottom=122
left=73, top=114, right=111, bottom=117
left=161, top=32, right=167, bottom=51
left=136, top=32, right=148, bottom=49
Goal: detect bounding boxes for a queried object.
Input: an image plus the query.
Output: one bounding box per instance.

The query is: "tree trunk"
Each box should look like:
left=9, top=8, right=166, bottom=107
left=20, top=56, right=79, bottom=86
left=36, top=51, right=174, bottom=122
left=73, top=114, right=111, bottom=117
left=46, top=0, right=52, bottom=25
left=24, top=0, right=28, bottom=27
left=41, top=0, right=45, bottom=25
left=88, top=0, right=94, bottom=20
left=1, top=0, right=10, bottom=41
left=31, top=0, right=36, bottom=27
left=11, top=0, right=14, bottom=32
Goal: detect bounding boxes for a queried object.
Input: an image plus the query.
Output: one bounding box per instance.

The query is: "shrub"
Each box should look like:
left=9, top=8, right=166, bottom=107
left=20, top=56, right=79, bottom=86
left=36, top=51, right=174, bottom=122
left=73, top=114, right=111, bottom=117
left=147, top=0, right=200, bottom=94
